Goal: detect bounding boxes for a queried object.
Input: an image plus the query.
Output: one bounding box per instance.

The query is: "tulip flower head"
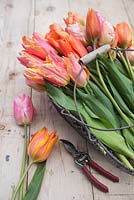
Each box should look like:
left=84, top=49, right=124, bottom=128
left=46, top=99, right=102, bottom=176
left=64, top=12, right=87, bottom=44
left=40, top=53, right=70, bottom=86
left=65, top=53, right=90, bottom=87
left=13, top=94, right=35, bottom=125
left=86, top=9, right=101, bottom=44
left=28, top=127, right=58, bottom=162
left=99, top=20, right=115, bottom=46
left=116, top=22, right=132, bottom=48
left=22, top=32, right=57, bottom=59
left=46, top=23, right=87, bottom=57
left=18, top=51, right=45, bottom=68
left=24, top=68, right=45, bottom=92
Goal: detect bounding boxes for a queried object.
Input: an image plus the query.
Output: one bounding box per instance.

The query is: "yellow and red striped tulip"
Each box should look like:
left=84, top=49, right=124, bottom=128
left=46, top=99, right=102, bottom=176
left=24, top=68, right=45, bottom=92
left=28, top=127, right=58, bottom=162
left=116, top=22, right=132, bottom=48
left=65, top=53, right=90, bottom=87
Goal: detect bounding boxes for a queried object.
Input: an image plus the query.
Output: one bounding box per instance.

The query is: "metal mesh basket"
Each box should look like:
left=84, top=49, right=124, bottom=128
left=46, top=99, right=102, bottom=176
left=51, top=99, right=134, bottom=175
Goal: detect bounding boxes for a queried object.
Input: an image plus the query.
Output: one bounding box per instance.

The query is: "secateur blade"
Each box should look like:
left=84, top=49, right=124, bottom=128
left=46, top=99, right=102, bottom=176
left=60, top=139, right=80, bottom=158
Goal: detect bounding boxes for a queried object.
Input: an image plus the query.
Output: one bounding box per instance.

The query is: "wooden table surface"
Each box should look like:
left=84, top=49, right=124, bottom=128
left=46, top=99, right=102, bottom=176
left=0, top=0, right=134, bottom=199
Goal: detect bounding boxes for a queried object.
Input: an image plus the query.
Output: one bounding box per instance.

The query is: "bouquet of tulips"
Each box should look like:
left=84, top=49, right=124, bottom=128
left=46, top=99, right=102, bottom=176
left=18, top=9, right=134, bottom=171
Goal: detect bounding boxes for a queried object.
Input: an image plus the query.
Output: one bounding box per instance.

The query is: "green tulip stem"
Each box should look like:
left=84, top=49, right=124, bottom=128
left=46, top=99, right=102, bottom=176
left=89, top=74, right=105, bottom=92
left=11, top=161, right=34, bottom=200
left=19, top=124, right=28, bottom=200
left=125, top=51, right=134, bottom=81
left=118, top=51, right=134, bottom=80
left=96, top=59, right=133, bottom=126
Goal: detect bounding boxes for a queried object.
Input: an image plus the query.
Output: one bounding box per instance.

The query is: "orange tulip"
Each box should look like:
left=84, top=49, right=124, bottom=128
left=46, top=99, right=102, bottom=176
left=28, top=127, right=58, bottom=162
left=46, top=23, right=87, bottom=57
left=86, top=9, right=101, bottom=43
left=24, top=68, right=45, bottom=92
left=116, top=22, right=132, bottom=48
left=65, top=53, right=90, bottom=87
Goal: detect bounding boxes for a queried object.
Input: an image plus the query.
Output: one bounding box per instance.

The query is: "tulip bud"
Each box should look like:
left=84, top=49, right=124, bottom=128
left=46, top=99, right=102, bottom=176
left=28, top=127, right=58, bottom=162
left=65, top=53, right=90, bottom=87
left=13, top=94, right=35, bottom=125
left=116, top=22, right=132, bottom=48
left=99, top=21, right=115, bottom=46
left=86, top=9, right=101, bottom=43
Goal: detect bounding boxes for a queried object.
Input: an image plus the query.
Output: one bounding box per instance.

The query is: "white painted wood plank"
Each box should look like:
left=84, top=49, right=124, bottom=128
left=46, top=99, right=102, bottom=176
left=0, top=0, right=134, bottom=200
left=0, top=0, right=34, bottom=199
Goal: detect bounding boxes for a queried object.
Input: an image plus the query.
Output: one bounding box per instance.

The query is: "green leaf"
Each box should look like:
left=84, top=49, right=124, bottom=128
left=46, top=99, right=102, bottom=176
left=77, top=89, right=117, bottom=128
left=106, top=76, right=134, bottom=118
left=98, top=54, right=134, bottom=111
left=88, top=81, right=115, bottom=114
left=23, top=162, right=46, bottom=200
left=46, top=82, right=89, bottom=119
left=83, top=114, right=134, bottom=159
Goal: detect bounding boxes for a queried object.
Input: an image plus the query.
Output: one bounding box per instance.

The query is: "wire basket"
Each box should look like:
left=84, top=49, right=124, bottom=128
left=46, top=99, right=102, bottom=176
left=51, top=99, right=134, bottom=175
left=50, top=45, right=134, bottom=175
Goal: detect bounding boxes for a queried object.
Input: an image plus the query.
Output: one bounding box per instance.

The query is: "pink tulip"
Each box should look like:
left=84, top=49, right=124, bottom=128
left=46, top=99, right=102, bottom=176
left=22, top=32, right=57, bottom=59
left=14, top=94, right=35, bottom=125
left=65, top=53, right=90, bottom=87
left=64, top=12, right=87, bottom=44
left=99, top=21, right=115, bottom=46
left=86, top=9, right=115, bottom=47
left=41, top=53, right=70, bottom=86
left=18, top=51, right=45, bottom=68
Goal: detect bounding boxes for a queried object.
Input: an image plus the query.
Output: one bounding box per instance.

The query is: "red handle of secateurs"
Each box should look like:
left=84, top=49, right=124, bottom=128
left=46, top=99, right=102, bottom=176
left=82, top=165, right=109, bottom=193
left=88, top=160, right=119, bottom=182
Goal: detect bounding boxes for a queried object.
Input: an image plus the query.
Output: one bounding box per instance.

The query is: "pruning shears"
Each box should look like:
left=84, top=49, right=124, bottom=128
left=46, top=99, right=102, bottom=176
left=60, top=139, right=119, bottom=193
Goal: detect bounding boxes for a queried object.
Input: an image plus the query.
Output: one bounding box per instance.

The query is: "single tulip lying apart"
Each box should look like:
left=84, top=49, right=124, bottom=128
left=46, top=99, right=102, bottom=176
left=11, top=127, right=58, bottom=200
left=28, top=127, right=58, bottom=162
left=13, top=93, right=35, bottom=125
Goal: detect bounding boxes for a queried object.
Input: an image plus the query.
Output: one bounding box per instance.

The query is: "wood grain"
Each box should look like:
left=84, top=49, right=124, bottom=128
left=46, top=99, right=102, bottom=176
left=0, top=0, right=134, bottom=200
